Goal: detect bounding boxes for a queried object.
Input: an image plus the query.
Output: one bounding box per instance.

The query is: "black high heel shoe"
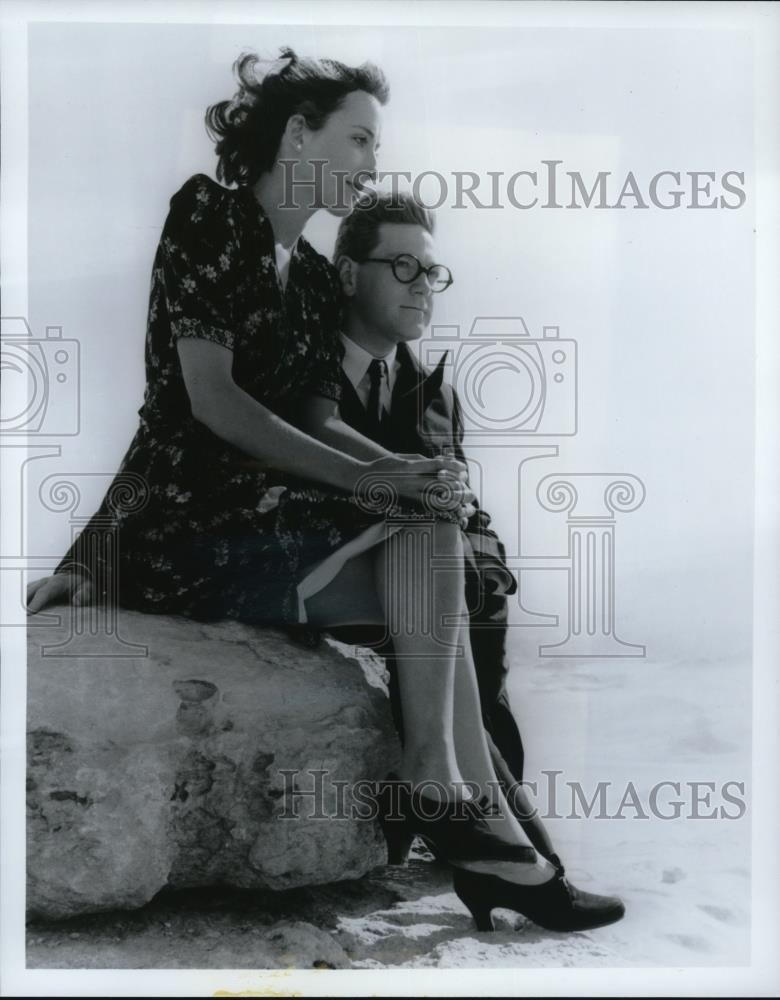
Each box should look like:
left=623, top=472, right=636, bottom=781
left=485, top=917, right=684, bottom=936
left=374, top=773, right=537, bottom=867
left=374, top=774, right=415, bottom=865
left=452, top=853, right=626, bottom=933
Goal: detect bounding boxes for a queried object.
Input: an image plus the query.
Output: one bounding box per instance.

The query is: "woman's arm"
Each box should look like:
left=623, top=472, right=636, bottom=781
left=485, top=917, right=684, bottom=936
left=178, top=338, right=367, bottom=491
left=178, top=338, right=470, bottom=502
left=293, top=394, right=393, bottom=462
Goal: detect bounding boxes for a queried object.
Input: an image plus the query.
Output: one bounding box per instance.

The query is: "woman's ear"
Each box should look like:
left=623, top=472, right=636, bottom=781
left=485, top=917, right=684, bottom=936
left=336, top=255, right=358, bottom=297
left=283, top=113, right=306, bottom=152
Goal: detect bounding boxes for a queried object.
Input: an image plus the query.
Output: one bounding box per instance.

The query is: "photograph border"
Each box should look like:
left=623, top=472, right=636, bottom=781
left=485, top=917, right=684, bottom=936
left=2, top=1, right=778, bottom=995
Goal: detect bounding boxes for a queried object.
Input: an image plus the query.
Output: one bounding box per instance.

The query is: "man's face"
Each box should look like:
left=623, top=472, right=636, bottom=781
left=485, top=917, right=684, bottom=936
left=347, top=223, right=439, bottom=347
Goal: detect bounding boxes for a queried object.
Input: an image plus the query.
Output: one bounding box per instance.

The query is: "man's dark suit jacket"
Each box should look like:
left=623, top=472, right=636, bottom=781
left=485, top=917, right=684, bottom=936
left=331, top=340, right=526, bottom=789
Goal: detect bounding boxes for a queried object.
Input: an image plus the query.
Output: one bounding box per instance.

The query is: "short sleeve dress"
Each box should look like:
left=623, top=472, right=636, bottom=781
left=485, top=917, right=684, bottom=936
left=55, top=174, right=457, bottom=627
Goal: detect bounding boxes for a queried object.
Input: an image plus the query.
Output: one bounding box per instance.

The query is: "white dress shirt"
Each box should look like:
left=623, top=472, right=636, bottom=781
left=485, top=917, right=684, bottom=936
left=274, top=239, right=298, bottom=291
left=339, top=333, right=400, bottom=417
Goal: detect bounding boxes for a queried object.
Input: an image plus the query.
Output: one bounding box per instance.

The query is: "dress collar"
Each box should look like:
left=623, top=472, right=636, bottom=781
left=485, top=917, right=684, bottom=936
left=235, top=184, right=304, bottom=257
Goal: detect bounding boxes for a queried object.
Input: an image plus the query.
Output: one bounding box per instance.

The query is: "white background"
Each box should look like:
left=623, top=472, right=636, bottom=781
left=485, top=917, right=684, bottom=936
left=25, top=20, right=754, bottom=667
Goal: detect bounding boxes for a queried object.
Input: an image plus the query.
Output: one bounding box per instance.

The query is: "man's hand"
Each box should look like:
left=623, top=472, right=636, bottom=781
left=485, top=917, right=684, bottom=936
left=26, top=573, right=95, bottom=614
left=458, top=501, right=477, bottom=530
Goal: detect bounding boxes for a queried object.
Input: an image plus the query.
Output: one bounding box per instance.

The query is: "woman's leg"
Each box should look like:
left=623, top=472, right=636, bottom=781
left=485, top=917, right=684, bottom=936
left=372, top=520, right=467, bottom=802
left=451, top=619, right=557, bottom=883
left=305, top=520, right=471, bottom=800
left=300, top=542, right=386, bottom=627
left=305, top=520, right=556, bottom=881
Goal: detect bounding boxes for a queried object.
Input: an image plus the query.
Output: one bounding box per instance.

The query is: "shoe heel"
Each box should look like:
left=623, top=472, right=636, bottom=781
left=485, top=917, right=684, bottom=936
left=453, top=870, right=496, bottom=932
left=380, top=820, right=413, bottom=866
left=457, top=890, right=495, bottom=932
left=375, top=774, right=413, bottom=866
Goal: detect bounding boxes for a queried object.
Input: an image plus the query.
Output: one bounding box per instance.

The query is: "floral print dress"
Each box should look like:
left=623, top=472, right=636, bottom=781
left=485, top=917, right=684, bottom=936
left=55, top=174, right=456, bottom=626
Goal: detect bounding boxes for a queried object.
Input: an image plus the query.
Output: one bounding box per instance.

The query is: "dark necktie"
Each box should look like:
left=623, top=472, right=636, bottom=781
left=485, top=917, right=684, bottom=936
left=366, top=358, right=388, bottom=429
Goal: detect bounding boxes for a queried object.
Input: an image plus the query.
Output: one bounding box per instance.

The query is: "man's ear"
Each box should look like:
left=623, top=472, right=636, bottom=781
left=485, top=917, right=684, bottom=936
left=335, top=254, right=358, bottom=297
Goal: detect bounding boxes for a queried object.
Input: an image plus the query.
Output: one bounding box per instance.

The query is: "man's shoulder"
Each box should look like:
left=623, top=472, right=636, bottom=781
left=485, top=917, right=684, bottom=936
left=398, top=343, right=451, bottom=379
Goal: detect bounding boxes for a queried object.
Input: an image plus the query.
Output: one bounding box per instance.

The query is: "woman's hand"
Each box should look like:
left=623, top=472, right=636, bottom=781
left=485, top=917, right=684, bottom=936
left=26, top=573, right=94, bottom=614
left=394, top=454, right=476, bottom=528
left=358, top=454, right=475, bottom=520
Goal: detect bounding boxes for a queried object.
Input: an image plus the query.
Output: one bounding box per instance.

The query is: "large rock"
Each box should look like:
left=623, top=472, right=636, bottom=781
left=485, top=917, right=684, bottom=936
left=26, top=608, right=400, bottom=921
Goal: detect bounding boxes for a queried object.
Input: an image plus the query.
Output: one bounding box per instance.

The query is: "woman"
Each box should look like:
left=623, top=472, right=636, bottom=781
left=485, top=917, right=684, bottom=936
left=27, top=48, right=623, bottom=933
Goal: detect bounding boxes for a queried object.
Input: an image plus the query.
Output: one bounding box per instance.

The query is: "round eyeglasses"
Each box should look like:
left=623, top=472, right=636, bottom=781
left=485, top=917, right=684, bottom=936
left=361, top=253, right=454, bottom=293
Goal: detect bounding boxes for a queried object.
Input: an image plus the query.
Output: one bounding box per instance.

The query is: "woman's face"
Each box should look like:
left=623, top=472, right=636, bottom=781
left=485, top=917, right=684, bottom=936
left=292, top=90, right=383, bottom=216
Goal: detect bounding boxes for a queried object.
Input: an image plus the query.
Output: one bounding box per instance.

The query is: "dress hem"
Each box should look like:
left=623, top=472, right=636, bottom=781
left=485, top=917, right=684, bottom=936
left=295, top=520, right=404, bottom=623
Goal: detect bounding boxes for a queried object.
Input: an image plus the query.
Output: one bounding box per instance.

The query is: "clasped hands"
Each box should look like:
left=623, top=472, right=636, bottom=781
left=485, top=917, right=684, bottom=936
left=363, top=452, right=476, bottom=528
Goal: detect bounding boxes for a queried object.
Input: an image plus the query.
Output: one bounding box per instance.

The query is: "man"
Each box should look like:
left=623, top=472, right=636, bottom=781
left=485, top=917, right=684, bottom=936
left=327, top=192, right=556, bottom=858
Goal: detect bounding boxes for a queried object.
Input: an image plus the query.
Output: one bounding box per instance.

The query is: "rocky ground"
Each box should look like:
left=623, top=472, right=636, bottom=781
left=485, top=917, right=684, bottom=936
left=25, top=846, right=464, bottom=970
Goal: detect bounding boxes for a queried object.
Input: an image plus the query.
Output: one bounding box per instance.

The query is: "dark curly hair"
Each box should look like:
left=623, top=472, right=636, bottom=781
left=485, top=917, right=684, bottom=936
left=205, top=47, right=390, bottom=187
left=333, top=190, right=435, bottom=264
